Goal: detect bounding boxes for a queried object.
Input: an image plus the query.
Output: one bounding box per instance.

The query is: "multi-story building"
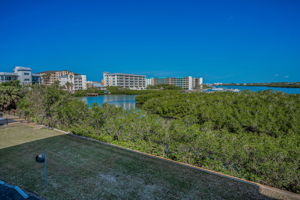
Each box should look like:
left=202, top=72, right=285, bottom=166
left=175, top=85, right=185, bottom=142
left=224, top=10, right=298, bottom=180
left=145, top=78, right=154, bottom=88
left=59, top=74, right=87, bottom=91
left=0, top=66, right=41, bottom=85
left=74, top=74, right=87, bottom=91
left=149, top=76, right=203, bottom=90
left=39, top=70, right=72, bottom=85
left=103, top=72, right=146, bottom=90
left=193, top=77, right=203, bottom=89
left=39, top=70, right=87, bottom=91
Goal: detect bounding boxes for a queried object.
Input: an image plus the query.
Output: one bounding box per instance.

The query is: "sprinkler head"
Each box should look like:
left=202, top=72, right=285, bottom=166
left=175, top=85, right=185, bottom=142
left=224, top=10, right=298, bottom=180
left=35, top=154, right=45, bottom=163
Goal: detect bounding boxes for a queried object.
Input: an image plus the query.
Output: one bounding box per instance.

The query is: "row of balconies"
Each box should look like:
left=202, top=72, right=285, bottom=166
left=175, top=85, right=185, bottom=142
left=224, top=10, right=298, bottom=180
left=125, top=82, right=144, bottom=83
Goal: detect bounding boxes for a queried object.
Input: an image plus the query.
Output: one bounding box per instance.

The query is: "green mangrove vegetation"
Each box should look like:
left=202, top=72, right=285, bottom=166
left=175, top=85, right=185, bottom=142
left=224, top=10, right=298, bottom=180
left=73, top=87, right=106, bottom=97
left=146, top=84, right=182, bottom=90
left=0, top=81, right=299, bottom=193
left=73, top=84, right=184, bottom=97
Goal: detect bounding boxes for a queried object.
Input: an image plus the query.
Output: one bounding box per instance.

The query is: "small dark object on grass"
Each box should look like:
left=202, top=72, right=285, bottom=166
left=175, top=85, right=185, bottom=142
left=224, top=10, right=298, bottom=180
left=35, top=154, right=45, bottom=163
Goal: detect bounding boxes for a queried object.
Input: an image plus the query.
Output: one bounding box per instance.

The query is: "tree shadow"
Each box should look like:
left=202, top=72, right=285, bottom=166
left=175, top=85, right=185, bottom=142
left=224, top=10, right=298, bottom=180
left=0, top=118, right=18, bottom=125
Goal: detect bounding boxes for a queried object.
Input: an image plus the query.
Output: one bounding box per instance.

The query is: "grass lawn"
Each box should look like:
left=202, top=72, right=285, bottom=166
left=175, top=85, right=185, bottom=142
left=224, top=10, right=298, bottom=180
left=0, top=123, right=279, bottom=200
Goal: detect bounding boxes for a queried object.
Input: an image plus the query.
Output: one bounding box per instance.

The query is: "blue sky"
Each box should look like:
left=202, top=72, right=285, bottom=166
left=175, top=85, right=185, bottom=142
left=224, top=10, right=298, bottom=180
left=0, top=0, right=299, bottom=83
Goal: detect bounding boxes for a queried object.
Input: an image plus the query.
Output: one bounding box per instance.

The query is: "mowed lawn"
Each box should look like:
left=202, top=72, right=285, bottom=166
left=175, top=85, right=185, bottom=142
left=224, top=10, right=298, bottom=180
left=0, top=124, right=274, bottom=200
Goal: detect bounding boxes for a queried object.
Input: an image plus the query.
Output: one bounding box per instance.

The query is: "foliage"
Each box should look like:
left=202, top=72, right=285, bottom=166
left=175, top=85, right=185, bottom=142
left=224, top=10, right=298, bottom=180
left=74, top=86, right=182, bottom=97
left=141, top=91, right=300, bottom=136
left=106, top=86, right=152, bottom=95
left=135, top=90, right=181, bottom=105
left=0, top=85, right=22, bottom=111
left=0, top=80, right=21, bottom=87
left=17, top=85, right=89, bottom=128
left=147, top=84, right=182, bottom=90
left=73, top=87, right=105, bottom=97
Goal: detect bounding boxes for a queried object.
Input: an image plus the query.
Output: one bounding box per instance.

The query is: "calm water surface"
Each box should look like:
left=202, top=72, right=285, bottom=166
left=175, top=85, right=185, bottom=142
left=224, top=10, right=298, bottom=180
left=214, top=85, right=300, bottom=94
left=81, top=95, right=137, bottom=110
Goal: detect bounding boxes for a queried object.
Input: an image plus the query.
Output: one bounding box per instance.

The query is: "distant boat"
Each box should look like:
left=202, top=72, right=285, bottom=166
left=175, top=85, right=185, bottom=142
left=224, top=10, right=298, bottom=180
left=227, top=89, right=240, bottom=92
left=211, top=87, right=224, bottom=91
left=210, top=87, right=240, bottom=92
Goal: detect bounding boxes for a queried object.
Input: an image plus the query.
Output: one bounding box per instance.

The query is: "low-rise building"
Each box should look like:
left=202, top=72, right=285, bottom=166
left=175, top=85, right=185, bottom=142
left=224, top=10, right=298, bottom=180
left=0, top=66, right=41, bottom=85
left=103, top=72, right=145, bottom=90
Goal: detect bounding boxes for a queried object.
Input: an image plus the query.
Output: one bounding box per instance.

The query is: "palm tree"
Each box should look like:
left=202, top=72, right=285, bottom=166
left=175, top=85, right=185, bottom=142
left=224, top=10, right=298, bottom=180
left=42, top=73, right=51, bottom=85
left=65, top=81, right=73, bottom=92
left=0, top=86, right=20, bottom=111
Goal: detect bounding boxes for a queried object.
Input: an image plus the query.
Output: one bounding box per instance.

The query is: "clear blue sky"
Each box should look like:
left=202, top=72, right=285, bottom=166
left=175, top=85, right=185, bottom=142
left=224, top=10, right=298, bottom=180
left=0, top=0, right=299, bottom=83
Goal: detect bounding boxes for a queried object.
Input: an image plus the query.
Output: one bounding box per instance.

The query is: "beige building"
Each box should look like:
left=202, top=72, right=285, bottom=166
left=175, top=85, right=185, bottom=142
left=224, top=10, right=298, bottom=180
left=39, top=70, right=87, bottom=91
left=39, top=70, right=71, bottom=85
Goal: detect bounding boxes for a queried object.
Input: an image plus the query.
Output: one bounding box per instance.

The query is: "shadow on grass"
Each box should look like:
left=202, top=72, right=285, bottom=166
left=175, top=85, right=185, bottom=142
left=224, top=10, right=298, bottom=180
left=0, top=184, right=41, bottom=200
left=0, top=118, right=18, bottom=125
left=0, top=130, right=291, bottom=200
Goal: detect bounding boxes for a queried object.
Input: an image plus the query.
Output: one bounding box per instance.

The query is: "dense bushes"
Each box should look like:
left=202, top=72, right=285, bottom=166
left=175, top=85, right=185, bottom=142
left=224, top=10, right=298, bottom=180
left=18, top=85, right=89, bottom=127
left=135, top=90, right=180, bottom=105
left=0, top=81, right=22, bottom=111
left=142, top=91, right=300, bottom=137
left=107, top=86, right=160, bottom=95
left=73, top=86, right=182, bottom=97
left=147, top=84, right=182, bottom=90
left=15, top=86, right=300, bottom=193
left=73, top=88, right=105, bottom=97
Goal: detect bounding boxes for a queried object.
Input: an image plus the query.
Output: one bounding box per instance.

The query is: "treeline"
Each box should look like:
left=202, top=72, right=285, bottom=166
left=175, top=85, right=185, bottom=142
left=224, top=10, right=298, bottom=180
left=1, top=82, right=299, bottom=193
left=138, top=91, right=300, bottom=137
left=73, top=87, right=105, bottom=97
left=73, top=86, right=152, bottom=97
left=0, top=81, right=22, bottom=111
left=73, top=85, right=184, bottom=97
left=222, top=82, right=300, bottom=88
left=147, top=84, right=182, bottom=90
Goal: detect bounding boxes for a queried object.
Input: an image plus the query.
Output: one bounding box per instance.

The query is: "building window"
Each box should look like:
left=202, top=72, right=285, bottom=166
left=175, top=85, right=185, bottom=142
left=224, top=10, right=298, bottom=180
left=24, top=72, right=30, bottom=75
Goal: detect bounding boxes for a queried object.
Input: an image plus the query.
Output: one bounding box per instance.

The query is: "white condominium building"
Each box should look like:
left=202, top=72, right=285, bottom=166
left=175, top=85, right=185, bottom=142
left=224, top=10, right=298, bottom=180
left=148, top=76, right=203, bottom=90
left=59, top=74, right=87, bottom=91
left=145, top=78, right=155, bottom=88
left=103, top=72, right=146, bottom=90
left=0, top=66, right=41, bottom=85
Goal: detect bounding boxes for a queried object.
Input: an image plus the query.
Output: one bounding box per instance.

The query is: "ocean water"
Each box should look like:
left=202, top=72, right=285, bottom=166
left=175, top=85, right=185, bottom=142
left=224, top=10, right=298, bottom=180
left=213, top=85, right=300, bottom=94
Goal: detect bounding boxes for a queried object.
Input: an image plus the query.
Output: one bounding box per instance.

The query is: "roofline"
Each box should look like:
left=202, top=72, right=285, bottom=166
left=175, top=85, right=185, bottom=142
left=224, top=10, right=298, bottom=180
left=104, top=72, right=146, bottom=77
left=38, top=70, right=71, bottom=74
left=0, top=72, right=18, bottom=76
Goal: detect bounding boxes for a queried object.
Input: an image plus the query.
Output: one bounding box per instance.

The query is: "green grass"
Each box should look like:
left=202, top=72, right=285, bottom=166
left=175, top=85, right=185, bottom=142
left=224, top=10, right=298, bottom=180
left=0, top=124, right=275, bottom=200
